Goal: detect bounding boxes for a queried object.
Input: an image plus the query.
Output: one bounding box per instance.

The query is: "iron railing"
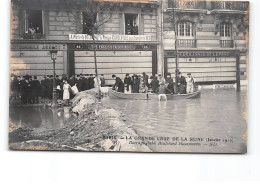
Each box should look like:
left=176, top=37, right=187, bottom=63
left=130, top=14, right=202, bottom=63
left=177, top=39, right=197, bottom=48
left=220, top=40, right=234, bottom=48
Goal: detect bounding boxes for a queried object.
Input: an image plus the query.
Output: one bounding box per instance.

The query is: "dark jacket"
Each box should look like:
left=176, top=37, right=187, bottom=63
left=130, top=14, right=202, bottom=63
left=113, top=77, right=124, bottom=93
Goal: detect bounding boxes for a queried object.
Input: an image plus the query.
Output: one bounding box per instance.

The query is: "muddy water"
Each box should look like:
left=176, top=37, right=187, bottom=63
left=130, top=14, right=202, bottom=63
left=9, top=89, right=247, bottom=153
left=9, top=106, right=77, bottom=129
left=104, top=89, right=247, bottom=153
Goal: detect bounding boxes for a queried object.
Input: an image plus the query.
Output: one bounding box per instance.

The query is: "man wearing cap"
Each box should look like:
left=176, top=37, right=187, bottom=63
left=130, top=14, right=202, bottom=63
left=186, top=73, right=195, bottom=94
left=176, top=72, right=186, bottom=94
left=112, top=74, right=124, bottom=93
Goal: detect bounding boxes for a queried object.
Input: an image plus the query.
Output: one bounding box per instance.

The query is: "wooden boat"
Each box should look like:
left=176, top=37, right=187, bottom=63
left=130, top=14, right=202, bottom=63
left=108, top=89, right=201, bottom=100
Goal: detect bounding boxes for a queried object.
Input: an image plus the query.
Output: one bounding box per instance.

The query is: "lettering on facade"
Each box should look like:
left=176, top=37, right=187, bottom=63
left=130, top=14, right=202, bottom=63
left=87, top=44, right=136, bottom=51
left=165, top=50, right=239, bottom=58
left=11, top=44, right=67, bottom=51
left=69, top=34, right=152, bottom=41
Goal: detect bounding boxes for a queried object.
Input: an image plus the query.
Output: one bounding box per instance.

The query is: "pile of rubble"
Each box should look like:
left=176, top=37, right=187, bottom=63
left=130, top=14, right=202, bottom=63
left=9, top=89, right=151, bottom=152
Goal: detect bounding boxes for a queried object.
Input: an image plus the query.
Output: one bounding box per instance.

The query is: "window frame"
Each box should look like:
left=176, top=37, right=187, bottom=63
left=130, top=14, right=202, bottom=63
left=24, top=10, right=44, bottom=35
left=220, top=23, right=232, bottom=38
left=124, top=13, right=140, bottom=35
left=177, top=21, right=194, bottom=38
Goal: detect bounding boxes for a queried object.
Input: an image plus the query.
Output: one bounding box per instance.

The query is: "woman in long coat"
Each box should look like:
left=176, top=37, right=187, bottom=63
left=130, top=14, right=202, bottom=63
left=63, top=80, right=71, bottom=106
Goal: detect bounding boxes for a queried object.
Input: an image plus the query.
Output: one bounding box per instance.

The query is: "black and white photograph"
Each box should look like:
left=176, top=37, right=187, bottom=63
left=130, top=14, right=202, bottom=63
left=8, top=0, right=249, bottom=153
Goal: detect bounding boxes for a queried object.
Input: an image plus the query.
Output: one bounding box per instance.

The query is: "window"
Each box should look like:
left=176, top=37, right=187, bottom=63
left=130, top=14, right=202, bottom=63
left=125, top=14, right=139, bottom=35
left=177, top=22, right=193, bottom=37
left=220, top=23, right=231, bottom=37
left=82, top=12, right=97, bottom=35
left=24, top=10, right=44, bottom=39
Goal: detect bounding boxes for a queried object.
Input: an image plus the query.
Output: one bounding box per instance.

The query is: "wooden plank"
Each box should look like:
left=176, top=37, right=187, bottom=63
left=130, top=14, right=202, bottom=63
left=74, top=51, right=152, bottom=57
left=167, top=66, right=236, bottom=73
left=168, top=62, right=236, bottom=68
left=75, top=56, right=152, bottom=63
left=10, top=63, right=64, bottom=70
left=10, top=51, right=64, bottom=57
left=10, top=57, right=64, bottom=64
left=75, top=62, right=152, bottom=68
left=166, top=71, right=236, bottom=77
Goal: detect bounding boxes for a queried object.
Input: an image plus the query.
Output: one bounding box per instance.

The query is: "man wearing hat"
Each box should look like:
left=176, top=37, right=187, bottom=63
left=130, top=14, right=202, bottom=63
left=112, top=74, right=124, bottom=93
left=124, top=73, right=132, bottom=93
left=157, top=81, right=173, bottom=101
left=186, top=73, right=195, bottom=94
left=176, top=72, right=186, bottom=94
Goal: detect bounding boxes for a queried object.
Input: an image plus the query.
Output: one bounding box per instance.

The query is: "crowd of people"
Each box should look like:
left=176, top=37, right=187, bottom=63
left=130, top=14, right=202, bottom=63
left=10, top=73, right=106, bottom=105
left=112, top=72, right=196, bottom=95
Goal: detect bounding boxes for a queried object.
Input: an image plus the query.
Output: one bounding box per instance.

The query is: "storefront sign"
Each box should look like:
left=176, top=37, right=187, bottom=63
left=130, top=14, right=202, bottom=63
left=165, top=50, right=240, bottom=58
left=69, top=43, right=157, bottom=51
left=11, top=44, right=67, bottom=51
left=69, top=34, right=152, bottom=42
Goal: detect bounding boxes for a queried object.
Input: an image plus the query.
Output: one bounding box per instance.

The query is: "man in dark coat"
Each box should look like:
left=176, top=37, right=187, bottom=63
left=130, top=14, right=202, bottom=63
left=132, top=74, right=140, bottom=93
left=100, top=74, right=105, bottom=87
left=124, top=73, right=132, bottom=93
left=142, top=72, right=149, bottom=88
left=150, top=75, right=159, bottom=93
left=165, top=73, right=175, bottom=94
left=112, top=74, right=124, bottom=93
left=132, top=23, right=138, bottom=35
left=88, top=74, right=95, bottom=89
left=31, top=76, right=41, bottom=103
left=77, top=74, right=84, bottom=92
left=176, top=72, right=186, bottom=94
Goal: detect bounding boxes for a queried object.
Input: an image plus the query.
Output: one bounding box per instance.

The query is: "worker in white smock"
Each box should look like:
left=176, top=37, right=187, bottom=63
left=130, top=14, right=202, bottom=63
left=186, top=73, right=195, bottom=94
left=63, top=79, right=71, bottom=106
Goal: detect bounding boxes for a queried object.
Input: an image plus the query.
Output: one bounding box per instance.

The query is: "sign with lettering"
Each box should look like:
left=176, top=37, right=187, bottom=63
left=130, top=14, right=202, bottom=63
left=11, top=44, right=67, bottom=51
left=69, top=43, right=157, bottom=51
left=165, top=50, right=240, bottom=58
left=69, top=34, right=152, bottom=42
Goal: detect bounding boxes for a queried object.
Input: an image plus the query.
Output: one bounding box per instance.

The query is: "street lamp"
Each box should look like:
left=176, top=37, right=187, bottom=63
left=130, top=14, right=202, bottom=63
left=50, top=47, right=58, bottom=108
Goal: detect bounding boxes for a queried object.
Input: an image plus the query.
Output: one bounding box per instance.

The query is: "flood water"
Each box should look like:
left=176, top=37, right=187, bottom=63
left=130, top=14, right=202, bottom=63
left=9, top=106, right=76, bottom=129
left=104, top=89, right=247, bottom=153
left=9, top=89, right=247, bottom=153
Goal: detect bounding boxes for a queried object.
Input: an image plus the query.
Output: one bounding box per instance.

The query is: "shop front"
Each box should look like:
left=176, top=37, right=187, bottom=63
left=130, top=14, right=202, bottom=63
left=68, top=42, right=158, bottom=85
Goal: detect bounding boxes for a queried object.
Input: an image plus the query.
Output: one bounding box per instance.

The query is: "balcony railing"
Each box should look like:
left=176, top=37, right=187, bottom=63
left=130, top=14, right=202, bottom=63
left=168, top=0, right=206, bottom=9
left=22, top=33, right=46, bottom=40
left=220, top=40, right=234, bottom=48
left=211, top=1, right=249, bottom=11
left=177, top=39, right=197, bottom=48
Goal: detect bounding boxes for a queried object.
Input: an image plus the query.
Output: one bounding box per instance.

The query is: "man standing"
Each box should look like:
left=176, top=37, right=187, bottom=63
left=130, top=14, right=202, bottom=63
left=176, top=72, right=186, bottom=94
left=100, top=74, right=105, bottom=87
left=112, top=74, right=124, bottom=93
left=31, top=76, right=41, bottom=103
left=165, top=73, right=175, bottom=94
left=186, top=73, right=195, bottom=94
left=132, top=23, right=138, bottom=35
left=124, top=73, right=132, bottom=93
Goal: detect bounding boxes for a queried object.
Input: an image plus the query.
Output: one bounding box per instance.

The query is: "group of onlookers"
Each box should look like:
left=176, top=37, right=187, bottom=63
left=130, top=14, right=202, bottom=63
left=9, top=73, right=106, bottom=104
left=112, top=72, right=196, bottom=95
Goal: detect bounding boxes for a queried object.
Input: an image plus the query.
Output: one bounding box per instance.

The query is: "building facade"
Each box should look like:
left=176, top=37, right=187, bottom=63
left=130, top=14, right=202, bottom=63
left=163, top=0, right=249, bottom=84
left=10, top=0, right=249, bottom=85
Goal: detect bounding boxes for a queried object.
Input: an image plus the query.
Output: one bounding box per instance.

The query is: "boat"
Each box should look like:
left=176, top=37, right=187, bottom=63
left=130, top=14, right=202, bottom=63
left=108, top=89, right=201, bottom=100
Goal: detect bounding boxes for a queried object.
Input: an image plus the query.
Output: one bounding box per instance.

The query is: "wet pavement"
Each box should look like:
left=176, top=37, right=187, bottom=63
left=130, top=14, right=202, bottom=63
left=9, top=88, right=247, bottom=153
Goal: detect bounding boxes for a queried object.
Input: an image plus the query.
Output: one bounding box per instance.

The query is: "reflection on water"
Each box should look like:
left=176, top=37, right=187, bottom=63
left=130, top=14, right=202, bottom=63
left=9, top=106, right=76, bottom=129
left=9, top=89, right=247, bottom=153
left=103, top=89, right=247, bottom=153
